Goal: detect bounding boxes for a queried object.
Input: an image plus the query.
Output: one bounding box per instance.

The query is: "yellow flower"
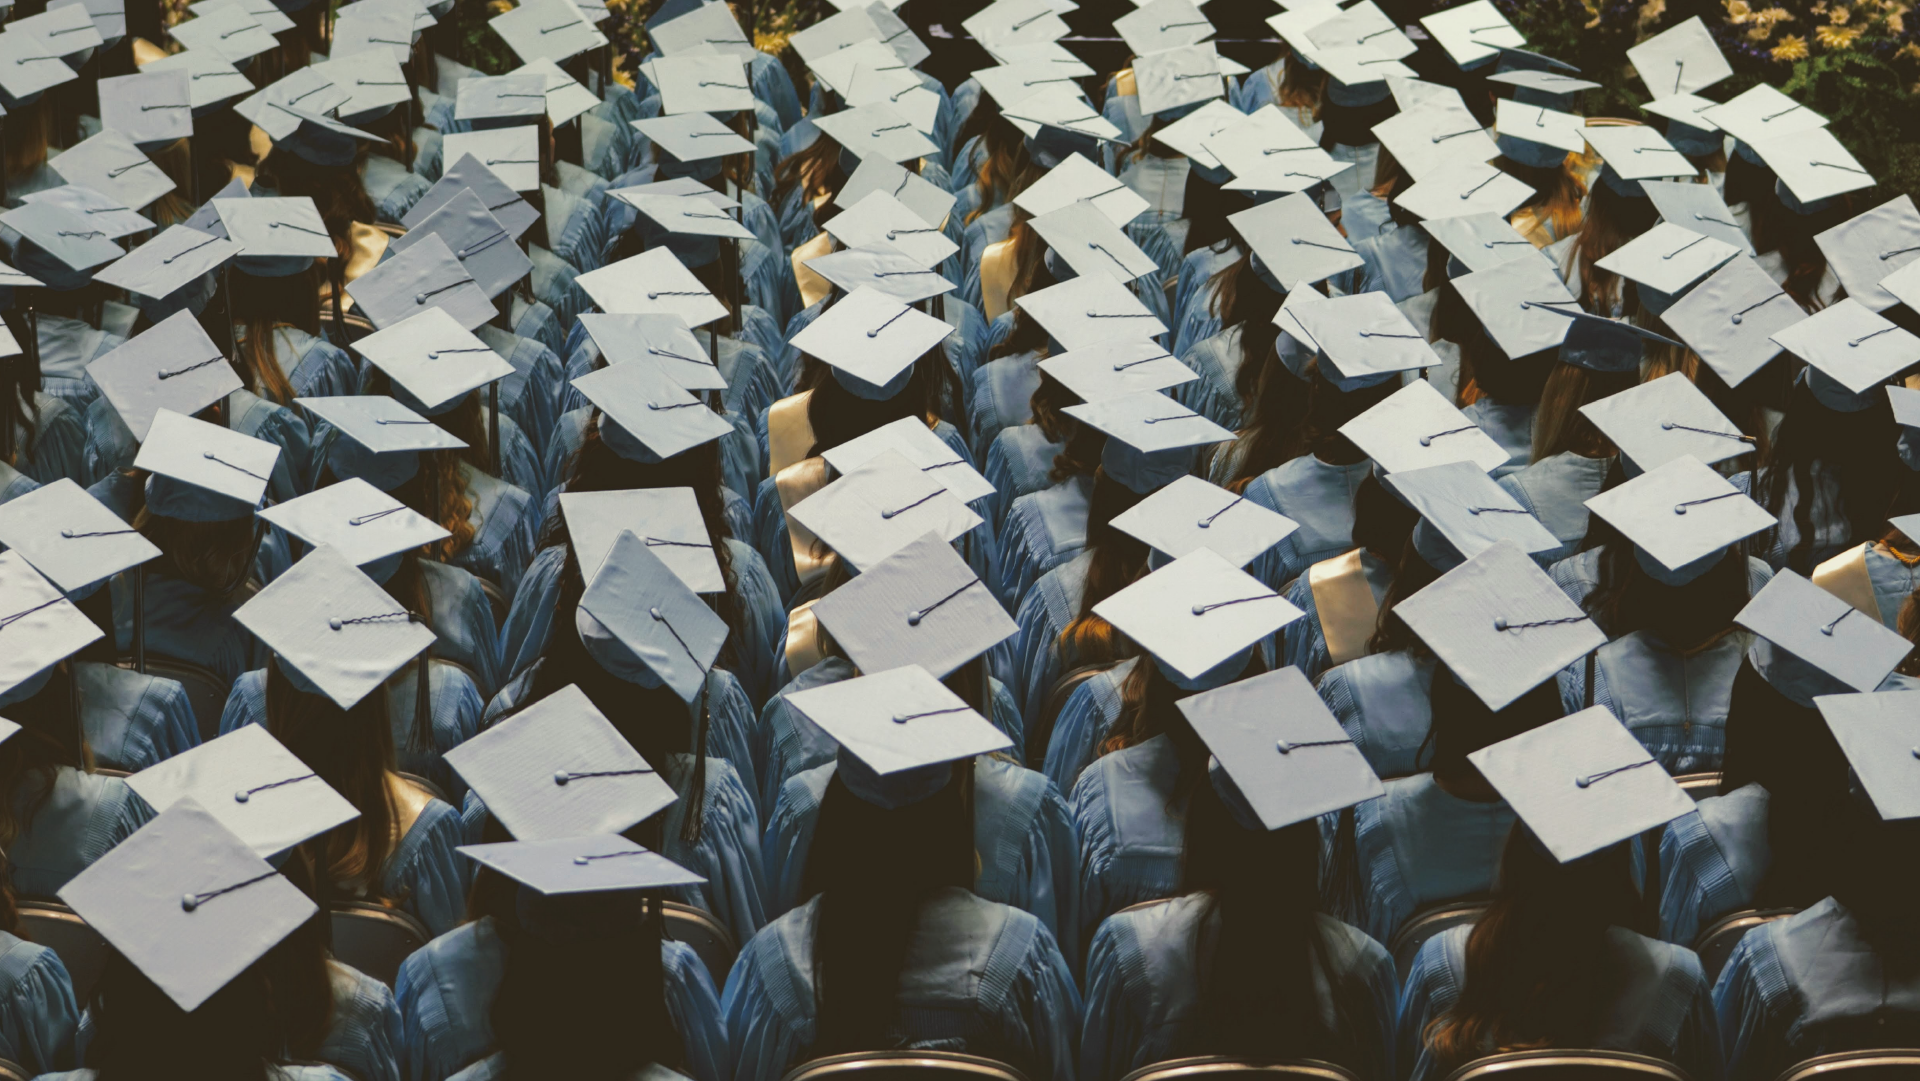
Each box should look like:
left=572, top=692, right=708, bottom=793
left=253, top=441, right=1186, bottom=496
left=1815, top=22, right=1863, bottom=44
left=1749, top=22, right=1775, bottom=37
left=1898, top=40, right=1920, bottom=57
left=1772, top=33, right=1810, bottom=58
left=1725, top=0, right=1752, bottom=19
left=1829, top=4, right=1850, bottom=22
left=1759, top=7, right=1793, bottom=21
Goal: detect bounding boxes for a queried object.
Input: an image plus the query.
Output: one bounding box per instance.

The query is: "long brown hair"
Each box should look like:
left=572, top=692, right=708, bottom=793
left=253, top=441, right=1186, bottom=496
left=1497, top=156, right=1586, bottom=242
left=265, top=658, right=401, bottom=898
left=230, top=266, right=322, bottom=406
left=1529, top=363, right=1634, bottom=464
left=1053, top=469, right=1148, bottom=673
left=985, top=217, right=1056, bottom=361
left=1564, top=181, right=1657, bottom=315
left=135, top=506, right=261, bottom=601
left=357, top=370, right=481, bottom=560
left=966, top=121, right=1038, bottom=226
left=771, top=136, right=843, bottom=221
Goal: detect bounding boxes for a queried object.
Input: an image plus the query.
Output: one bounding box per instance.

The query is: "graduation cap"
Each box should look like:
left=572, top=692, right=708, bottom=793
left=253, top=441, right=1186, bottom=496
left=1339, top=379, right=1508, bottom=475
left=346, top=233, right=494, bottom=331
left=1658, top=256, right=1802, bottom=388
left=1770, top=299, right=1919, bottom=396
left=1303, top=0, right=1413, bottom=58
left=1578, top=371, right=1755, bottom=472
left=836, top=154, right=957, bottom=230
left=168, top=4, right=277, bottom=61
left=233, top=545, right=435, bottom=708
left=791, top=285, right=952, bottom=400
left=0, top=200, right=119, bottom=290
left=1114, top=0, right=1214, bottom=58
left=136, top=409, right=280, bottom=521
left=788, top=449, right=983, bottom=571
left=1292, top=291, right=1442, bottom=386
left=0, top=31, right=77, bottom=106
left=1701, top=84, right=1827, bottom=149
left=1584, top=454, right=1773, bottom=582
left=300, top=392, right=464, bottom=464
left=576, top=529, right=728, bottom=700
left=810, top=530, right=1017, bottom=678
left=651, top=53, right=755, bottom=117
left=512, top=57, right=600, bottom=126
left=441, top=126, right=542, bottom=192
left=1372, top=103, right=1499, bottom=183
left=1011, top=152, right=1149, bottom=227
left=1227, top=192, right=1363, bottom=290
left=57, top=800, right=317, bottom=1013
left=982, top=39, right=1091, bottom=75
left=786, top=665, right=1011, bottom=808
left=1884, top=254, right=1920, bottom=317
left=1642, top=93, right=1724, bottom=157
left=810, top=103, right=939, bottom=166
left=819, top=415, right=994, bottom=505
left=805, top=246, right=955, bottom=305
left=444, top=683, right=678, bottom=840
left=257, top=477, right=449, bottom=569
left=578, top=312, right=728, bottom=393
left=22, top=184, right=154, bottom=243
left=1594, top=221, right=1739, bottom=298
left=1494, top=98, right=1586, bottom=169
left=1641, top=180, right=1752, bottom=257
left=0, top=478, right=158, bottom=594
left=1152, top=98, right=1246, bottom=172
left=135, top=49, right=250, bottom=114
left=1419, top=0, right=1526, bottom=69
left=1013, top=276, right=1164, bottom=355
left=1738, top=569, right=1913, bottom=694
left=491, top=0, right=606, bottom=62
left=312, top=48, right=412, bottom=125
left=1471, top=705, right=1694, bottom=862
left=1395, top=158, right=1536, bottom=220
left=455, top=72, right=551, bottom=128
left=124, top=725, right=359, bottom=859
left=1813, top=196, right=1919, bottom=313
left=404, top=153, right=539, bottom=240
left=1208, top=107, right=1346, bottom=194
left=458, top=836, right=705, bottom=894
left=331, top=4, right=419, bottom=63
left=559, top=487, right=723, bottom=593
left=789, top=4, right=885, bottom=67
left=86, top=309, right=241, bottom=442
left=571, top=354, right=733, bottom=463
left=49, top=130, right=173, bottom=211
left=1003, top=86, right=1126, bottom=165
left=962, top=0, right=1069, bottom=50
left=632, top=111, right=755, bottom=175
left=1626, top=16, right=1731, bottom=100
left=0, top=550, right=100, bottom=706
left=1062, top=390, right=1232, bottom=492
left=97, top=70, right=192, bottom=150
left=1030, top=200, right=1157, bottom=284
left=1134, top=43, right=1226, bottom=116
left=647, top=0, right=755, bottom=59
left=576, top=247, right=728, bottom=328
left=352, top=306, right=516, bottom=414
left=1393, top=539, right=1606, bottom=710
left=628, top=192, right=756, bottom=273
left=806, top=38, right=917, bottom=100
left=1108, top=473, right=1299, bottom=567
left=1179, top=665, right=1385, bottom=830
left=1387, top=460, right=1562, bottom=568
left=38, top=0, right=117, bottom=44
left=1095, top=547, right=1304, bottom=686
left=1421, top=213, right=1547, bottom=276
left=1814, top=691, right=1920, bottom=821
left=1488, top=69, right=1600, bottom=111
left=214, top=196, right=334, bottom=277
left=386, top=188, right=532, bottom=300
left=1301, top=46, right=1416, bottom=107
left=1037, top=339, right=1197, bottom=402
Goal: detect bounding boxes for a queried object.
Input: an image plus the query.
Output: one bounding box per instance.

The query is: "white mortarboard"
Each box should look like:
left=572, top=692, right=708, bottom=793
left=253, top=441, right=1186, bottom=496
left=962, top=0, right=1069, bottom=50
left=806, top=246, right=956, bottom=304
left=1496, top=97, right=1587, bottom=156
left=86, top=309, right=241, bottom=442
left=983, top=40, right=1092, bottom=75
left=1152, top=98, right=1246, bottom=171
left=1770, top=299, right=1920, bottom=395
left=214, top=195, right=334, bottom=260
left=1641, top=179, right=1753, bottom=256
left=97, top=71, right=192, bottom=147
left=1702, top=84, right=1827, bottom=148
left=1584, top=454, right=1772, bottom=573
left=1582, top=124, right=1695, bottom=185
left=1179, top=665, right=1385, bottom=830
left=405, top=154, right=539, bottom=240
left=1487, top=69, right=1601, bottom=98
left=1816, top=196, right=1920, bottom=313
left=648, top=0, right=755, bottom=59
left=576, top=247, right=728, bottom=327
left=1579, top=372, right=1755, bottom=471
left=1422, top=213, right=1548, bottom=276
left=1000, top=85, right=1126, bottom=149
left=1418, top=0, right=1525, bottom=67
left=1109, top=473, right=1299, bottom=566
left=491, top=0, right=607, bottom=62
left=1030, top=199, right=1157, bottom=283
left=346, top=233, right=495, bottom=331
left=1885, top=255, right=1920, bottom=317
left=820, top=415, right=994, bottom=505
left=1471, top=705, right=1694, bottom=862
left=788, top=5, right=882, bottom=67
left=1011, top=152, right=1149, bottom=227
left=386, top=187, right=534, bottom=300
left=1814, top=691, right=1920, bottom=821
left=233, top=545, right=434, bottom=709
left=1642, top=92, right=1721, bottom=135
left=1372, top=104, right=1498, bottom=182
left=786, top=665, right=1012, bottom=776
left=1114, top=0, right=1214, bottom=58
left=235, top=69, right=349, bottom=134
left=1385, top=74, right=1468, bottom=115
left=352, top=307, right=516, bottom=412
left=789, top=449, right=982, bottom=571
left=560, top=487, right=722, bottom=592
left=137, top=50, right=249, bottom=112
left=1626, top=16, right=1731, bottom=99
left=652, top=53, right=754, bottom=115
left=455, top=72, right=551, bottom=126
left=1385, top=460, right=1562, bottom=561
left=1304, top=0, right=1414, bottom=58
left=578, top=312, right=728, bottom=392
left=806, top=38, right=916, bottom=99
left=257, top=478, right=449, bottom=568
left=791, top=285, right=952, bottom=395
left=1660, top=256, right=1802, bottom=388
left=811, top=530, right=1017, bottom=678
left=968, top=63, right=1072, bottom=113
left=0, top=478, right=157, bottom=593
left=297, top=395, right=466, bottom=455
left=632, top=111, right=755, bottom=165
left=810, top=103, right=940, bottom=165
left=1890, top=384, right=1920, bottom=429
left=1394, top=540, right=1606, bottom=710
left=607, top=176, right=741, bottom=209
left=1038, top=339, right=1197, bottom=402
left=577, top=529, right=728, bottom=701
left=1737, top=569, right=1913, bottom=693
left=513, top=57, right=599, bottom=126
left=629, top=193, right=756, bottom=242
left=862, top=3, right=929, bottom=67
left=0, top=32, right=76, bottom=101
left=1062, top=389, right=1234, bottom=453
left=124, top=726, right=359, bottom=859
left=444, top=683, right=678, bottom=840
left=57, top=800, right=316, bottom=1012
left=1298, top=45, right=1416, bottom=94
left=1395, top=157, right=1536, bottom=220
left=313, top=48, right=412, bottom=121
left=0, top=202, right=121, bottom=275
left=20, top=185, right=151, bottom=243
left=0, top=550, right=100, bottom=701
left=1228, top=191, right=1363, bottom=290
left=1013, top=274, right=1169, bottom=350
left=38, top=0, right=115, bottom=44
left=1094, top=547, right=1304, bottom=681
left=570, top=355, right=733, bottom=460
left=48, top=130, right=173, bottom=210
left=135, top=410, right=278, bottom=512
left=1134, top=43, right=1226, bottom=116
left=330, top=6, right=415, bottom=63
left=458, top=836, right=705, bottom=894
left=169, top=5, right=276, bottom=61
left=1209, top=107, right=1346, bottom=194
left=836, top=154, right=957, bottom=230
left=440, top=126, right=541, bottom=192
left=1593, top=222, right=1739, bottom=297
left=1293, top=291, right=1442, bottom=383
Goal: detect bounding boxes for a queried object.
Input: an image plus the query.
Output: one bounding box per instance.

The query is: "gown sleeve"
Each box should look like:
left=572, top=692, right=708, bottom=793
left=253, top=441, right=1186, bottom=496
left=1002, top=922, right=1082, bottom=1081
left=662, top=941, right=731, bottom=1081
left=1712, top=929, right=1796, bottom=1081
left=1012, top=777, right=1081, bottom=973
left=0, top=940, right=79, bottom=1075
left=1076, top=918, right=1142, bottom=1081
left=318, top=962, right=406, bottom=1081
left=1394, top=928, right=1467, bottom=1081
left=720, top=930, right=813, bottom=1081
left=385, top=800, right=472, bottom=939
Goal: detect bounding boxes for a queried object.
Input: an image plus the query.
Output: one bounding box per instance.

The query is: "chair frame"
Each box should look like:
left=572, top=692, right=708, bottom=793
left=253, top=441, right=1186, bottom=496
left=328, top=901, right=431, bottom=987
left=1773, top=1049, right=1920, bottom=1079
left=663, top=900, right=740, bottom=987
left=1672, top=773, right=1723, bottom=801
left=16, top=898, right=110, bottom=1002
left=1441, top=1048, right=1691, bottom=1080
left=782, top=1049, right=1032, bottom=1081
left=1389, top=898, right=1492, bottom=978
left=0, top=1057, right=26, bottom=1081
left=1692, top=906, right=1799, bottom=983
left=1118, top=1055, right=1364, bottom=1081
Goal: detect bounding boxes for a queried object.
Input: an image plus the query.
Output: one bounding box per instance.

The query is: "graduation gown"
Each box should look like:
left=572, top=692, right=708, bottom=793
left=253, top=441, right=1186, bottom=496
left=1658, top=784, right=1771, bottom=948
left=1339, top=774, right=1514, bottom=946
left=1318, top=652, right=1437, bottom=781
left=1070, top=733, right=1187, bottom=952
left=73, top=662, right=199, bottom=773
left=9, top=767, right=153, bottom=898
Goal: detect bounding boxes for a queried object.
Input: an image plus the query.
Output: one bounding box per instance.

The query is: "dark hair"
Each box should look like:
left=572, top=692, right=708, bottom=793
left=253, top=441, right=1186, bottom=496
left=88, top=952, right=287, bottom=1081
left=0, top=663, right=87, bottom=848
left=985, top=218, right=1057, bottom=362
left=134, top=505, right=261, bottom=601
left=1564, top=180, right=1658, bottom=315
left=1578, top=526, right=1753, bottom=650
left=1365, top=534, right=1443, bottom=658
left=1530, top=362, right=1636, bottom=463
left=1752, top=376, right=1900, bottom=573
left=0, top=312, right=43, bottom=468
left=265, top=657, right=401, bottom=898
left=228, top=265, right=322, bottom=406
left=1028, top=372, right=1102, bottom=482
left=1053, top=469, right=1149, bottom=679
left=771, top=136, right=844, bottom=221
left=803, top=348, right=962, bottom=458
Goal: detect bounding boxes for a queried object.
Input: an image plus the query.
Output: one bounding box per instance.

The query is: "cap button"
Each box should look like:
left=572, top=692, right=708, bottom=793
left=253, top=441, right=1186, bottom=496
left=59, top=530, right=73, bottom=538
left=891, top=714, right=912, bottom=724
left=414, top=294, right=427, bottom=304
left=907, top=611, right=922, bottom=626
left=233, top=789, right=250, bottom=803
left=649, top=607, right=663, bottom=620
left=1910, top=748, right=1920, bottom=759
left=553, top=770, right=571, bottom=786
left=1493, top=617, right=1510, bottom=631
left=1575, top=776, right=1593, bottom=789
left=573, top=856, right=590, bottom=865
left=181, top=895, right=199, bottom=912
left=1468, top=507, right=1481, bottom=516
left=647, top=292, right=659, bottom=299
left=1276, top=739, right=1293, bottom=754
left=880, top=509, right=896, bottom=519
left=1290, top=238, right=1302, bottom=245
left=1190, top=604, right=1207, bottom=615
left=327, top=618, right=343, bottom=631
left=1660, top=421, right=1675, bottom=430
left=1731, top=313, right=1745, bottom=325
left=1418, top=436, right=1433, bottom=447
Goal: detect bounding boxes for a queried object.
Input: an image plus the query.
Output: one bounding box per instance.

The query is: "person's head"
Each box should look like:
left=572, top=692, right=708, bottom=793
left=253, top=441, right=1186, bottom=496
left=87, top=950, right=286, bottom=1081
left=263, top=656, right=399, bottom=893
left=964, top=119, right=1039, bottom=227
left=134, top=502, right=261, bottom=600
left=1530, top=361, right=1636, bottom=463
left=986, top=217, right=1059, bottom=362
left=0, top=669, right=84, bottom=848
left=255, top=147, right=374, bottom=249
left=804, top=346, right=961, bottom=457
left=1455, top=323, right=1552, bottom=408
left=1423, top=669, right=1565, bottom=782
left=1755, top=371, right=1901, bottom=573
left=1053, top=466, right=1152, bottom=670
left=1494, top=155, right=1586, bottom=240
left=1566, top=179, right=1658, bottom=314
left=229, top=264, right=324, bottom=405
left=1579, top=514, right=1753, bottom=650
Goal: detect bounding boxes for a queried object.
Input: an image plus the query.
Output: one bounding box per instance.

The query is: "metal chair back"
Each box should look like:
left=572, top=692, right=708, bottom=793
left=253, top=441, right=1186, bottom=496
left=664, top=901, right=740, bottom=987
left=1442, top=1049, right=1692, bottom=1080
left=18, top=900, right=110, bottom=1001
left=1119, top=1056, right=1364, bottom=1081
left=783, top=1051, right=1032, bottom=1081
left=1389, top=899, right=1491, bottom=979
left=329, top=901, right=431, bottom=987
left=1772, top=1049, right=1920, bottom=1080
left=1694, top=907, right=1798, bottom=983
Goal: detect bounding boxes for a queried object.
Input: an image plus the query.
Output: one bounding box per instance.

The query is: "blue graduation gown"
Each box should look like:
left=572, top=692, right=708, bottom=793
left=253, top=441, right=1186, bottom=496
left=992, top=475, right=1092, bottom=614
left=1555, top=630, right=1744, bottom=774
left=1008, top=549, right=1092, bottom=724
left=75, top=662, right=199, bottom=773
left=760, top=756, right=1080, bottom=966
left=1318, top=652, right=1436, bottom=780
left=967, top=350, right=1042, bottom=462
left=246, top=326, right=360, bottom=402
left=722, top=888, right=1082, bottom=1081
left=364, top=154, right=430, bottom=224
left=33, top=315, right=119, bottom=412
left=0, top=932, right=79, bottom=1075
left=1658, top=784, right=1770, bottom=948
left=321, top=960, right=407, bottom=1081
left=1461, top=399, right=1536, bottom=480
left=396, top=925, right=727, bottom=1081
left=1070, top=733, right=1188, bottom=951
left=1043, top=659, right=1135, bottom=797
left=1080, top=898, right=1397, bottom=1081
left=419, top=559, right=505, bottom=701
left=1277, top=551, right=1393, bottom=686
left=10, top=767, right=154, bottom=898
left=448, top=463, right=536, bottom=593
left=9, top=392, right=87, bottom=488
left=1498, top=451, right=1612, bottom=565
left=111, top=568, right=262, bottom=687
left=1728, top=468, right=1854, bottom=572
left=1399, top=925, right=1720, bottom=1080
left=227, top=388, right=323, bottom=502
left=1172, top=326, right=1247, bottom=431
left=983, top=425, right=1065, bottom=534
left=1353, top=224, right=1429, bottom=303
left=1339, top=773, right=1514, bottom=946
left=1171, top=241, right=1240, bottom=358
left=1242, top=456, right=1370, bottom=594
